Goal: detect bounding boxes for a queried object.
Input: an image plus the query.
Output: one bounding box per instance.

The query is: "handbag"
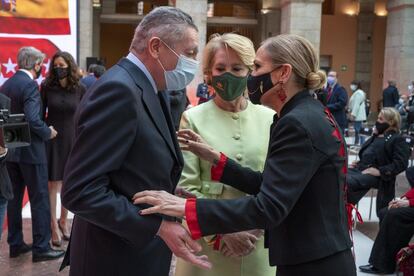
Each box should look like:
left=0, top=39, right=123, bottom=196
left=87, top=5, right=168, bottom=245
left=397, top=243, right=414, bottom=275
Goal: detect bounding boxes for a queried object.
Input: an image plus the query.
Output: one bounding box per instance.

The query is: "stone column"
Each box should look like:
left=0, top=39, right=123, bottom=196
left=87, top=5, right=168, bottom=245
left=280, top=0, right=324, bottom=52
left=383, top=0, right=414, bottom=90
left=175, top=0, right=207, bottom=87
left=79, top=0, right=93, bottom=70
left=355, top=0, right=375, bottom=95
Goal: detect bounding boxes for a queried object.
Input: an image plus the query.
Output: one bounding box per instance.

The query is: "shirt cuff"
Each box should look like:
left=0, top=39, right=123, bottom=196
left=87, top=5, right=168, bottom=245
left=211, top=152, right=228, bottom=181
left=185, top=198, right=202, bottom=240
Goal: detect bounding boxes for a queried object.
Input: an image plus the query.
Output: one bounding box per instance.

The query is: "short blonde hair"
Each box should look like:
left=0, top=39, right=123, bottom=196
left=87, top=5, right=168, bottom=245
left=202, top=33, right=255, bottom=76
left=261, top=34, right=326, bottom=90
left=380, top=107, right=401, bottom=131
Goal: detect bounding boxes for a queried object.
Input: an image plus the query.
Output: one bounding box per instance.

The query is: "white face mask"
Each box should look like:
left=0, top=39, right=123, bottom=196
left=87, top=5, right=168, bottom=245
left=399, top=98, right=404, bottom=105
left=158, top=40, right=199, bottom=91
left=409, top=85, right=414, bottom=91
left=350, top=84, right=357, bottom=91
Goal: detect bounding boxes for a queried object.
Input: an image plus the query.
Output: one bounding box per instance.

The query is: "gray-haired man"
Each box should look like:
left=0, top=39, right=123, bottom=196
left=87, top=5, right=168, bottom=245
left=61, top=7, right=210, bottom=275
left=0, top=46, right=63, bottom=262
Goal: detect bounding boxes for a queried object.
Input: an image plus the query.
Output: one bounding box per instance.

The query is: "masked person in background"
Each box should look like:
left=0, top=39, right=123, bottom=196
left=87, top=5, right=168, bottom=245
left=348, top=80, right=366, bottom=145
left=324, top=71, right=348, bottom=134
left=347, top=108, right=410, bottom=220
left=40, top=51, right=86, bottom=247
left=175, top=33, right=275, bottom=276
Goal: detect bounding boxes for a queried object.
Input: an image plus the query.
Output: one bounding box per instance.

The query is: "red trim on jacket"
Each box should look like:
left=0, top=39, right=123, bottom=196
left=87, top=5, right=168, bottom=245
left=211, top=152, right=228, bottom=181
left=185, top=198, right=202, bottom=240
left=403, top=188, right=414, bottom=207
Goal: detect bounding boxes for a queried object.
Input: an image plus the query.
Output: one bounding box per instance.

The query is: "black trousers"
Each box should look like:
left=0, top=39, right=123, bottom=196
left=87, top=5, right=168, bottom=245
left=6, top=162, right=51, bottom=253
left=277, top=249, right=356, bottom=276
left=347, top=168, right=379, bottom=205
left=369, top=207, right=414, bottom=273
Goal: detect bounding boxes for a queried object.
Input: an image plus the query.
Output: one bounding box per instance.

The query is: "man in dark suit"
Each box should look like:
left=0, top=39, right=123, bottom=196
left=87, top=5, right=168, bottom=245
left=0, top=47, right=64, bottom=261
left=325, top=71, right=348, bottom=132
left=0, top=93, right=13, bottom=240
left=60, top=7, right=210, bottom=275
left=383, top=80, right=399, bottom=107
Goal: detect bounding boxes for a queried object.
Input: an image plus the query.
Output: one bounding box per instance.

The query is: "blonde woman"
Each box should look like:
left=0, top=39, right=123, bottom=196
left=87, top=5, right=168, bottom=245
left=173, top=33, right=275, bottom=276
left=348, top=107, right=410, bottom=220
left=348, top=80, right=366, bottom=145
left=134, top=34, right=356, bottom=275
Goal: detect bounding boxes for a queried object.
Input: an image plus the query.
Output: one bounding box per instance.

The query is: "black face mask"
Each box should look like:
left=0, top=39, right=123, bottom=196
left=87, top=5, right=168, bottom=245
left=54, top=67, right=69, bottom=80
left=375, top=121, right=390, bottom=135
left=247, top=72, right=274, bottom=104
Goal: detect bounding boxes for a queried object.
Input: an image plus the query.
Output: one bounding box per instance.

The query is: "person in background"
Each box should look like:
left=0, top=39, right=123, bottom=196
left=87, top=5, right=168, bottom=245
left=395, top=94, right=409, bottom=131
left=167, top=88, right=190, bottom=131
left=196, top=78, right=215, bottom=105
left=325, top=71, right=348, bottom=133
left=41, top=51, right=86, bottom=247
left=175, top=33, right=275, bottom=276
left=0, top=93, right=12, bottom=240
left=383, top=80, right=399, bottom=108
left=93, top=64, right=106, bottom=79
left=348, top=80, right=366, bottom=145
left=0, top=46, right=64, bottom=262
left=80, top=64, right=98, bottom=90
left=359, top=167, right=414, bottom=274
left=347, top=108, right=410, bottom=219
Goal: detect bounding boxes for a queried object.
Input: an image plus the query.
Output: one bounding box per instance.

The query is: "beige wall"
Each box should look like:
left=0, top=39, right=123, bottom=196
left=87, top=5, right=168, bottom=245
left=320, top=15, right=358, bottom=93
left=100, top=23, right=136, bottom=68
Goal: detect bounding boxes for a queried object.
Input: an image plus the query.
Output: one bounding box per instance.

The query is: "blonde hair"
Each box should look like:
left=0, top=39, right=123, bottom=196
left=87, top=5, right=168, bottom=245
left=261, top=34, right=326, bottom=90
left=380, top=107, right=401, bottom=131
left=202, top=33, right=255, bottom=76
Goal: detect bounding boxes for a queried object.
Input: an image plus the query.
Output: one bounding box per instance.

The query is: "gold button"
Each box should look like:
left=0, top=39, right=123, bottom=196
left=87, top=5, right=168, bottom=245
left=232, top=114, right=239, bottom=120
left=204, top=184, right=210, bottom=190
left=233, top=134, right=241, bottom=140
left=236, top=154, right=242, bottom=161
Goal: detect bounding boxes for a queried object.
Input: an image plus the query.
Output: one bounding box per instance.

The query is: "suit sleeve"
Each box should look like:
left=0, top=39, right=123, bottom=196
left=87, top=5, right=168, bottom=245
left=327, top=86, right=348, bottom=112
left=62, top=81, right=162, bottom=249
left=190, top=118, right=320, bottom=236
left=177, top=112, right=206, bottom=198
left=23, top=82, right=51, bottom=141
left=377, top=136, right=410, bottom=182
left=40, top=84, right=47, bottom=119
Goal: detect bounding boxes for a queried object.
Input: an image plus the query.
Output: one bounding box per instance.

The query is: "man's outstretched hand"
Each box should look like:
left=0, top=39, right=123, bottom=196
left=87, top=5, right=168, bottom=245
left=157, top=220, right=212, bottom=270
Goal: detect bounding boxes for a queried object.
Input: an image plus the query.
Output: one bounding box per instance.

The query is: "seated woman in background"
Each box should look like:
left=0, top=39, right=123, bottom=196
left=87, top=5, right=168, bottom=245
left=175, top=33, right=276, bottom=276
left=359, top=167, right=414, bottom=274
left=347, top=107, right=410, bottom=219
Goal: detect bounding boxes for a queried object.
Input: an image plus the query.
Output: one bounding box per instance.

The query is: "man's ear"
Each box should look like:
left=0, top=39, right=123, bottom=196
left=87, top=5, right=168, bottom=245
left=148, top=37, right=162, bottom=59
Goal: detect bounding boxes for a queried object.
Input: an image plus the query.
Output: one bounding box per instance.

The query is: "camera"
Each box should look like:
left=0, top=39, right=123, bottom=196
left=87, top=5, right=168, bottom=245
left=0, top=109, right=31, bottom=148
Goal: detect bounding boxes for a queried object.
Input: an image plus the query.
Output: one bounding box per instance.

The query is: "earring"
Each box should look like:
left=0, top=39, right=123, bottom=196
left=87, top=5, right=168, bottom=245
left=277, top=81, right=287, bottom=103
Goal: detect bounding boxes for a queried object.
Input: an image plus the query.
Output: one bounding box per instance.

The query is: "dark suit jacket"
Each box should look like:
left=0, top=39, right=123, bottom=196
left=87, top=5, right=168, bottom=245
left=0, top=71, right=51, bottom=164
left=325, top=83, right=348, bottom=129
left=383, top=85, right=399, bottom=108
left=0, top=93, right=12, bottom=200
left=167, top=89, right=188, bottom=130
left=358, top=131, right=410, bottom=213
left=80, top=74, right=97, bottom=90
left=61, top=58, right=184, bottom=276
left=192, top=91, right=352, bottom=266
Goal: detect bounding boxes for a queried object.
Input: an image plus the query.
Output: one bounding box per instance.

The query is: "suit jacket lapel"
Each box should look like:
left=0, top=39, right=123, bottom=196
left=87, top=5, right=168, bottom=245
left=158, top=91, right=184, bottom=166
left=117, top=58, right=179, bottom=162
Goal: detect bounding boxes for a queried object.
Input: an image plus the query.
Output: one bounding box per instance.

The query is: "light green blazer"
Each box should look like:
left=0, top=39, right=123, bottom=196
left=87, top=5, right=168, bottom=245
left=175, top=100, right=276, bottom=276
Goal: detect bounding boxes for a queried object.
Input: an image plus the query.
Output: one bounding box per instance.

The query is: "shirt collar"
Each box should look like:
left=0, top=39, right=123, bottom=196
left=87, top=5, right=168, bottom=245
left=19, top=69, right=34, bottom=80
left=126, top=52, right=158, bottom=94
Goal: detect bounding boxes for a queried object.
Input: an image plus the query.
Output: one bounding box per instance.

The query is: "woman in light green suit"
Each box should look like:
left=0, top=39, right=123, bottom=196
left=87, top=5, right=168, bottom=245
left=175, top=33, right=276, bottom=276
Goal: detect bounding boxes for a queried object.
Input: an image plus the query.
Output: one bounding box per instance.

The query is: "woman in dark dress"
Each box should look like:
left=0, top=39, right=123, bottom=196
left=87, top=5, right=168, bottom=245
left=132, top=34, right=356, bottom=276
left=41, top=51, right=85, bottom=246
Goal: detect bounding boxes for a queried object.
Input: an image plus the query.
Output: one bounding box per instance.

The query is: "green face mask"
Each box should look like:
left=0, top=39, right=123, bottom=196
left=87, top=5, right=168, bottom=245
left=212, top=72, right=247, bottom=101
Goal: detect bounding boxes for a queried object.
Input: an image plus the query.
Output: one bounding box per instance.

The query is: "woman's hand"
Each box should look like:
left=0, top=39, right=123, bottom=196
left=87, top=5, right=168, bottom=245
left=177, top=129, right=220, bottom=164
left=362, top=167, right=380, bottom=177
left=388, top=198, right=410, bottom=209
left=220, top=231, right=258, bottom=257
left=0, top=146, right=6, bottom=156
left=132, top=190, right=186, bottom=218
left=349, top=160, right=358, bottom=169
